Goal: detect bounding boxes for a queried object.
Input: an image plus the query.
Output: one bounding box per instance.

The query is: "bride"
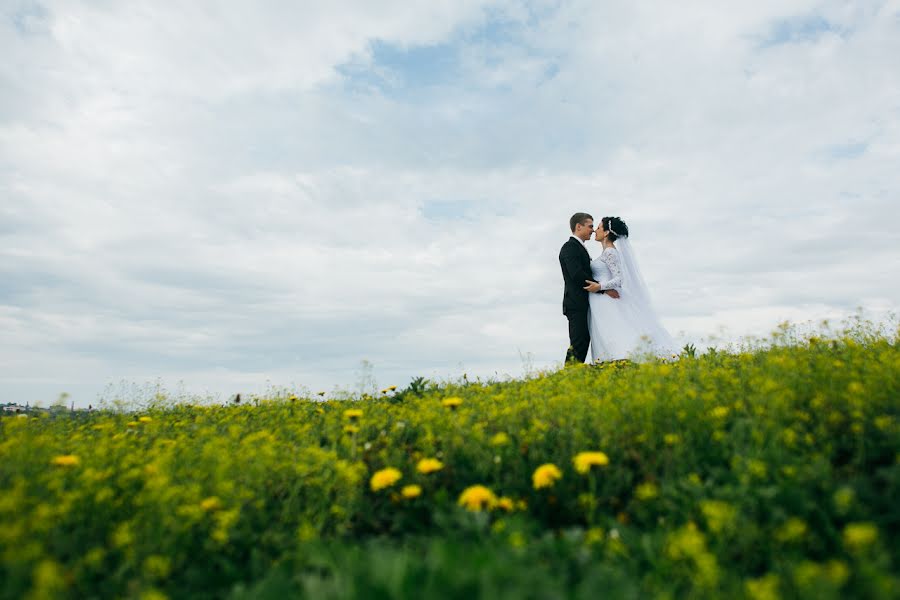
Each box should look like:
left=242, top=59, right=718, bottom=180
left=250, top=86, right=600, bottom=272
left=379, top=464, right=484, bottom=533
left=584, top=216, right=677, bottom=362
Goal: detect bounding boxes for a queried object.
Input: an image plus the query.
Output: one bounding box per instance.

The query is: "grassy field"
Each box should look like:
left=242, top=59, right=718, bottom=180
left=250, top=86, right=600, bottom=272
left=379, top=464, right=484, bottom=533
left=1, top=322, right=898, bottom=599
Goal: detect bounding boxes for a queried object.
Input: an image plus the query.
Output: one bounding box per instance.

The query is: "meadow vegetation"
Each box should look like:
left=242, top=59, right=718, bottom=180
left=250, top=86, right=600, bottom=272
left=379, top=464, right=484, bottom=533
left=1, top=320, right=898, bottom=599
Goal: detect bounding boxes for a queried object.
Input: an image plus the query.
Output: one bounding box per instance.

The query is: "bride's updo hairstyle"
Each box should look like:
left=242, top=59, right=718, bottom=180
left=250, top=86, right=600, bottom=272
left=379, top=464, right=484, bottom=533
left=602, top=216, right=629, bottom=241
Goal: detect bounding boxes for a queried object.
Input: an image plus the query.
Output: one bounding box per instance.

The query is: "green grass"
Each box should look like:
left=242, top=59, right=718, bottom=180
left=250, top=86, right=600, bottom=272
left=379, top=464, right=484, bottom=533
left=1, top=321, right=898, bottom=599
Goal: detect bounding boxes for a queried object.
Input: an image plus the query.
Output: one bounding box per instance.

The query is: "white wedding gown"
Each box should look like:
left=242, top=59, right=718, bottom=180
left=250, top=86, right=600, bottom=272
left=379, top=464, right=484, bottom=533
left=588, top=241, right=677, bottom=362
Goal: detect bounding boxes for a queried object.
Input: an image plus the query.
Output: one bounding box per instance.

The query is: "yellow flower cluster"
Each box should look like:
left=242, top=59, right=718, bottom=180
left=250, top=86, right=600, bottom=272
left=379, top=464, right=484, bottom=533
left=0, top=322, right=895, bottom=598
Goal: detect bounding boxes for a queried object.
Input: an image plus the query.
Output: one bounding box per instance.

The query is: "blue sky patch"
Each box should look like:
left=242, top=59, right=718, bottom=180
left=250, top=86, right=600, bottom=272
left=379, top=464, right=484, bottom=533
left=758, top=14, right=844, bottom=48
left=824, top=141, right=868, bottom=160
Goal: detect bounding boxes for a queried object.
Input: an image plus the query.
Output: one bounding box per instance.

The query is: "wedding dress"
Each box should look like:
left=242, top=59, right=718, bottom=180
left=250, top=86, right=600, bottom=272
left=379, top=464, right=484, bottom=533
left=588, top=237, right=677, bottom=362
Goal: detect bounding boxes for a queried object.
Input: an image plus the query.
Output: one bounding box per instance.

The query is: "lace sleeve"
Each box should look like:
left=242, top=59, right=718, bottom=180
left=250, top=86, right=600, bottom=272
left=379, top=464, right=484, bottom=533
left=600, top=249, right=623, bottom=290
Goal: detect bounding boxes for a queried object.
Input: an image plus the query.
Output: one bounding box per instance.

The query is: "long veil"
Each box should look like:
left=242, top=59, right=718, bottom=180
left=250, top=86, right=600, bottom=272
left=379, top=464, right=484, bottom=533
left=615, top=236, right=677, bottom=355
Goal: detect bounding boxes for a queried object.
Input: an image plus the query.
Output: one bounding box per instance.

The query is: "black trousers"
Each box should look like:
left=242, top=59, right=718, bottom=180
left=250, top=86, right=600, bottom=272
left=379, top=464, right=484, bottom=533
left=565, top=310, right=590, bottom=364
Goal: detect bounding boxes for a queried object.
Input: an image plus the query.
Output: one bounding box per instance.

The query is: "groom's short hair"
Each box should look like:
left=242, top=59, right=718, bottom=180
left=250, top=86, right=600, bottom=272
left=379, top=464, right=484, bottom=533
left=570, top=212, right=593, bottom=232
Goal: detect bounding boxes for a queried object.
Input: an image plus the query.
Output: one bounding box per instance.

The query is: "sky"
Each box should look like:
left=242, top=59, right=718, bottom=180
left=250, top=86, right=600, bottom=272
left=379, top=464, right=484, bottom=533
left=2, top=0, right=899, bottom=407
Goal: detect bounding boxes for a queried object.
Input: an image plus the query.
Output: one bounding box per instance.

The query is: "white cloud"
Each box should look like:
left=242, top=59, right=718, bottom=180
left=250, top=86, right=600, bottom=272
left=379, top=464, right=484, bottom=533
left=2, top=0, right=898, bottom=406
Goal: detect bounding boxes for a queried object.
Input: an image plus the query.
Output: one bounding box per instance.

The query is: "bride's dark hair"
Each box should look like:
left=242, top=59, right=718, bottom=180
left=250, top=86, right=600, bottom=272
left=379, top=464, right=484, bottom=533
left=602, top=216, right=629, bottom=241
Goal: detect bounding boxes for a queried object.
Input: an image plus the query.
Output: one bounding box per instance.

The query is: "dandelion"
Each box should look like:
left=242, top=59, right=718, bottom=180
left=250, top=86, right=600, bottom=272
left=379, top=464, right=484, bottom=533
left=842, top=522, right=878, bottom=552
left=490, top=432, right=510, bottom=446
left=144, top=554, right=172, bottom=579
left=458, top=485, right=497, bottom=511
left=442, top=397, right=463, bottom=409
left=343, top=424, right=359, bottom=434
left=700, top=500, right=736, bottom=534
left=200, top=497, right=222, bottom=511
left=745, top=574, right=780, bottom=600
left=126, top=421, right=140, bottom=428
left=139, top=416, right=153, bottom=423
left=710, top=406, right=730, bottom=419
left=416, top=458, right=444, bottom=474
left=388, top=385, right=397, bottom=391
left=496, top=497, right=515, bottom=512
left=874, top=415, right=893, bottom=432
left=585, top=527, right=605, bottom=545
left=400, top=484, right=421, bottom=499
left=833, top=486, right=855, bottom=514
left=343, top=409, right=363, bottom=420
left=573, top=451, right=609, bottom=474
left=775, top=517, right=807, bottom=543
left=663, top=433, right=681, bottom=446
left=532, top=463, right=562, bottom=489
left=50, top=454, right=80, bottom=467
left=635, top=482, right=659, bottom=501
left=370, top=467, right=402, bottom=492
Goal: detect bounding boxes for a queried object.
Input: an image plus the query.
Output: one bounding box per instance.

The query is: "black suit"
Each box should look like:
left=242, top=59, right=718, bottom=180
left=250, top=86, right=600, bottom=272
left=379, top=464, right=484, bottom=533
left=559, top=236, right=599, bottom=364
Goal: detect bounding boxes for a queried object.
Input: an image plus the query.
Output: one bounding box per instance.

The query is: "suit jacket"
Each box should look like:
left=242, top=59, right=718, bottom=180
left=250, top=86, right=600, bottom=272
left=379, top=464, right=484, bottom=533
left=559, top=237, right=598, bottom=315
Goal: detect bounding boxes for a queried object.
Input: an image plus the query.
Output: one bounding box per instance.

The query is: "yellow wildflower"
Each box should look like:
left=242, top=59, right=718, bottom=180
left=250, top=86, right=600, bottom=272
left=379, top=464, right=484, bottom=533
left=400, top=485, right=421, bottom=499
left=490, top=432, right=510, bottom=446
left=143, top=554, right=172, bottom=579
left=824, top=560, right=850, bottom=586
left=126, top=421, right=140, bottom=428
left=370, top=467, right=402, bottom=492
left=458, top=484, right=497, bottom=511
left=50, top=455, right=80, bottom=467
left=842, top=522, right=878, bottom=552
left=200, top=496, right=222, bottom=512
left=416, top=458, right=444, bottom=474
left=710, top=406, right=730, bottom=419
left=635, top=482, right=659, bottom=501
left=585, top=527, right=605, bottom=545
left=745, top=573, right=780, bottom=600
left=343, top=424, right=359, bottom=434
left=532, top=463, right=563, bottom=489
left=874, top=415, right=893, bottom=431
left=388, top=385, right=398, bottom=391
left=700, top=500, right=736, bottom=534
left=140, top=588, right=169, bottom=600
left=442, top=397, right=463, bottom=409
left=664, top=433, right=681, bottom=445
left=573, top=451, right=609, bottom=474
left=343, top=409, right=363, bottom=420
left=496, top=497, right=515, bottom=512
left=775, top=517, right=807, bottom=543
left=833, top=486, right=855, bottom=514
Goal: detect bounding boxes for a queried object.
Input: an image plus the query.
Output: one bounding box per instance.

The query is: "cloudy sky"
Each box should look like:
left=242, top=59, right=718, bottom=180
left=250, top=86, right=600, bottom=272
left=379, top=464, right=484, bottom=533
left=2, top=1, right=898, bottom=407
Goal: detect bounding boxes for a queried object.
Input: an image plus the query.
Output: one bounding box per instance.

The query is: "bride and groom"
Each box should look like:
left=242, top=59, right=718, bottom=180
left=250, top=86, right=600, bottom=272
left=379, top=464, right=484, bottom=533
left=559, top=212, right=676, bottom=364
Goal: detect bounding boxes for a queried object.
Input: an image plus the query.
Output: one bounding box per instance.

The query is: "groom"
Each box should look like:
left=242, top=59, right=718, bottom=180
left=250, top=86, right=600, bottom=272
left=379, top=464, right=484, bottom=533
left=559, top=213, right=619, bottom=364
